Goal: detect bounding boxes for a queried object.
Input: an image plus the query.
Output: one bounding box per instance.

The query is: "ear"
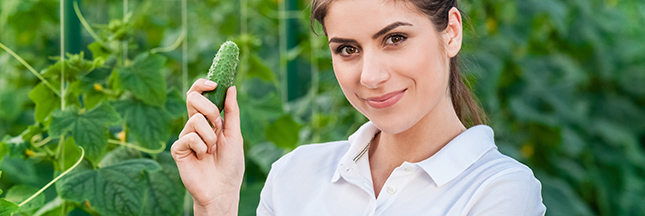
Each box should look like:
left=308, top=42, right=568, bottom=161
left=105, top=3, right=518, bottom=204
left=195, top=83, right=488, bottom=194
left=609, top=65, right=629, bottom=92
left=443, top=7, right=462, bottom=58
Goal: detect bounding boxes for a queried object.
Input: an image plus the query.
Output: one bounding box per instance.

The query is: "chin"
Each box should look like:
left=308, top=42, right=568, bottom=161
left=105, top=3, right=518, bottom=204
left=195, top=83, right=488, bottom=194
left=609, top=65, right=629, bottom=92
left=369, top=115, right=418, bottom=135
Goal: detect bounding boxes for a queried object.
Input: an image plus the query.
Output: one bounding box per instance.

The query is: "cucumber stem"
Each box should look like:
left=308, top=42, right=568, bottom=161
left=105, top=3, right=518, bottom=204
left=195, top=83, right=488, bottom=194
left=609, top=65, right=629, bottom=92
left=19, top=147, right=85, bottom=207
left=0, top=43, right=61, bottom=96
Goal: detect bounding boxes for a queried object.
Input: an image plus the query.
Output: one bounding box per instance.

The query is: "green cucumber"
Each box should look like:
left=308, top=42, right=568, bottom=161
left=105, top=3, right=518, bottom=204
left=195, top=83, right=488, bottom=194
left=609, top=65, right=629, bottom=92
left=203, top=41, right=239, bottom=112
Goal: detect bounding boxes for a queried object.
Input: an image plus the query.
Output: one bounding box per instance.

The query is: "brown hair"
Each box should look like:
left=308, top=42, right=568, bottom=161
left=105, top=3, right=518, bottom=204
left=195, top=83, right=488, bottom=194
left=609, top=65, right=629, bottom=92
left=310, top=0, right=487, bottom=126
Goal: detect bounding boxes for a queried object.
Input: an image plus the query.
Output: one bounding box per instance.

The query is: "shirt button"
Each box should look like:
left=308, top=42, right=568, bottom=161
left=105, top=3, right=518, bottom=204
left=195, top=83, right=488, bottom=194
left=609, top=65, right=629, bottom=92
left=387, top=186, right=396, bottom=194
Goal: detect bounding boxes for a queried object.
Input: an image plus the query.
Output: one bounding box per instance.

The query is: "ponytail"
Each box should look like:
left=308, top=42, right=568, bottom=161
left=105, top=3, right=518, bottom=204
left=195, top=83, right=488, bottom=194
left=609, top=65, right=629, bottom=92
left=449, top=56, right=487, bottom=126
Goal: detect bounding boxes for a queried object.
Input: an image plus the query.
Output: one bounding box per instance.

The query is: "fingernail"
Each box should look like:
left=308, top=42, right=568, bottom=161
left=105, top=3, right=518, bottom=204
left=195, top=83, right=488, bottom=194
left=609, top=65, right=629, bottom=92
left=205, top=80, right=217, bottom=88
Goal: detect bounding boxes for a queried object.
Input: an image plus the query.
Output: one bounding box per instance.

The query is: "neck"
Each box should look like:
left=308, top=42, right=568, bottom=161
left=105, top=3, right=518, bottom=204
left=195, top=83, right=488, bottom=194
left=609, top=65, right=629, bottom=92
left=369, top=96, right=466, bottom=166
left=367, top=95, right=465, bottom=198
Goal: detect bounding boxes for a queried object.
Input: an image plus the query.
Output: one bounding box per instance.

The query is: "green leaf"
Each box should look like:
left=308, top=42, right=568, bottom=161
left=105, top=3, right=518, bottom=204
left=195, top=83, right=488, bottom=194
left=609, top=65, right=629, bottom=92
left=99, top=146, right=141, bottom=168
left=239, top=92, right=283, bottom=145
left=266, top=114, right=301, bottom=150
left=42, top=52, right=101, bottom=80
left=21, top=123, right=43, bottom=145
left=540, top=173, right=594, bottom=216
left=619, top=66, right=645, bottom=96
left=28, top=83, right=60, bottom=123
left=113, top=99, right=171, bottom=150
left=83, top=88, right=108, bottom=109
left=0, top=124, right=46, bottom=158
left=0, top=134, right=28, bottom=158
left=4, top=184, right=45, bottom=213
left=0, top=156, right=51, bottom=186
left=0, top=141, right=7, bottom=164
left=248, top=142, right=285, bottom=174
left=247, top=54, right=276, bottom=82
left=50, top=103, right=120, bottom=163
left=52, top=136, right=81, bottom=171
left=0, top=199, right=19, bottom=216
left=88, top=42, right=111, bottom=60
left=0, top=87, right=28, bottom=121
left=239, top=182, right=265, bottom=216
left=165, top=87, right=186, bottom=119
left=142, top=152, right=185, bottom=216
left=33, top=197, right=68, bottom=216
left=56, top=159, right=161, bottom=216
left=115, top=53, right=167, bottom=106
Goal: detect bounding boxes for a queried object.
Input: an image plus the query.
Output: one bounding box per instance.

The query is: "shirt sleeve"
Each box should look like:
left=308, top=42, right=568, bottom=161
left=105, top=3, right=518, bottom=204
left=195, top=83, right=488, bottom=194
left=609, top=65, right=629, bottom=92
left=256, top=163, right=278, bottom=216
left=466, top=169, right=547, bottom=216
left=257, top=151, right=294, bottom=216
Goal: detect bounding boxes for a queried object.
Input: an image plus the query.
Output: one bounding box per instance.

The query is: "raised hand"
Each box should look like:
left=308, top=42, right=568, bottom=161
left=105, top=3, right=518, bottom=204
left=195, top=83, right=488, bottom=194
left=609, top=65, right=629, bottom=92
left=171, top=78, right=244, bottom=216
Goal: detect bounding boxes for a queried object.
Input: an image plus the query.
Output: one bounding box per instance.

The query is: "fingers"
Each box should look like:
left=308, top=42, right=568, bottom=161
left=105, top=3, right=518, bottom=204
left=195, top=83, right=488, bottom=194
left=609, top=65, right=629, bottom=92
left=223, top=86, right=242, bottom=137
left=186, top=79, right=221, bottom=125
left=187, top=91, right=221, bottom=125
left=180, top=113, right=218, bottom=154
left=187, top=78, right=217, bottom=95
left=171, top=132, right=208, bottom=160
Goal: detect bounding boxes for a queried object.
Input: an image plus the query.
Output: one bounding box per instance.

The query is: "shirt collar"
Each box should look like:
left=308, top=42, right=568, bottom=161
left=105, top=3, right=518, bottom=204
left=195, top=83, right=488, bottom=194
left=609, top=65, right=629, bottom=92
left=417, top=125, right=496, bottom=187
left=331, top=122, right=496, bottom=186
left=331, top=121, right=380, bottom=183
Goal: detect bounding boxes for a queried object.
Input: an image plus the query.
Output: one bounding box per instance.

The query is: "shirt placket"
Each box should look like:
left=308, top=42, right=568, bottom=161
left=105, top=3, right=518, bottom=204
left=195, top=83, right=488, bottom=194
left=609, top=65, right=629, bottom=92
left=339, top=161, right=378, bottom=216
left=375, top=162, right=420, bottom=214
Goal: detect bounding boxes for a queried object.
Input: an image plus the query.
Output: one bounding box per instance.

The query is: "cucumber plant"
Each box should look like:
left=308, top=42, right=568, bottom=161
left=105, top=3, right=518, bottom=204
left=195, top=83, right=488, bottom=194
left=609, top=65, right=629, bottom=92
left=0, top=4, right=187, bottom=216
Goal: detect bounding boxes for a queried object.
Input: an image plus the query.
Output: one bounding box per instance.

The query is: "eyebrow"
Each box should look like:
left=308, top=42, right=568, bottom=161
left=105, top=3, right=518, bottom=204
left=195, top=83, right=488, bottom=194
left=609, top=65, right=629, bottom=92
left=328, top=38, right=358, bottom=44
left=372, top=21, right=412, bottom=39
left=328, top=21, right=413, bottom=44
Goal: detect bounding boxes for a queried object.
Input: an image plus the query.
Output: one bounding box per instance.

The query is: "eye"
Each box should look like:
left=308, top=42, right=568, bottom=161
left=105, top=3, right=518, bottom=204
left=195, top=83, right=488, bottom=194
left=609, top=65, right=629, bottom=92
left=385, top=34, right=407, bottom=45
left=339, top=46, right=359, bottom=56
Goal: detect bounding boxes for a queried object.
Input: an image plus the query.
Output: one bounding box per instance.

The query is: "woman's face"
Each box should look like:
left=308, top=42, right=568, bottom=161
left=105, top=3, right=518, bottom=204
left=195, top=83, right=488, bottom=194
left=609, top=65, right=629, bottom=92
left=324, top=0, right=458, bottom=134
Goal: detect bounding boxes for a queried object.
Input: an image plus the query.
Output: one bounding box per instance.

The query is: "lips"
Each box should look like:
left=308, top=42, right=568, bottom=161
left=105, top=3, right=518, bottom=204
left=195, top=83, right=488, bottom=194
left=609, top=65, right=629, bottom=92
left=365, top=89, right=406, bottom=109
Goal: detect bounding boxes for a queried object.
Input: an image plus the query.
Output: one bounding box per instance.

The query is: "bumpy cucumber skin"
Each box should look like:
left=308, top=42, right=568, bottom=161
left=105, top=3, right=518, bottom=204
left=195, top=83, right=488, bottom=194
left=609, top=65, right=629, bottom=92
left=203, top=41, right=239, bottom=112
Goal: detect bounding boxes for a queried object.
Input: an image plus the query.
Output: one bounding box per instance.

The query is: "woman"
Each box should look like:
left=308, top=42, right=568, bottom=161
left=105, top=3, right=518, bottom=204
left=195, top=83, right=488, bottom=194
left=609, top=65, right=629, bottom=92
left=171, top=0, right=546, bottom=215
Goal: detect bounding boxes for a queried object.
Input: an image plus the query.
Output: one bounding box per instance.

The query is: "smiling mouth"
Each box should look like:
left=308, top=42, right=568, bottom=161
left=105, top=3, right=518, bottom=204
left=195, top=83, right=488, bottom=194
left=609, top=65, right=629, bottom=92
left=365, top=89, right=407, bottom=109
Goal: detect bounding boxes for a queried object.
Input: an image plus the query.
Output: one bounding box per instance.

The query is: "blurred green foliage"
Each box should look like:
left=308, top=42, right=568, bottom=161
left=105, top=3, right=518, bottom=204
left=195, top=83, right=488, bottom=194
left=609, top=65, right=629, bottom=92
left=0, top=0, right=643, bottom=215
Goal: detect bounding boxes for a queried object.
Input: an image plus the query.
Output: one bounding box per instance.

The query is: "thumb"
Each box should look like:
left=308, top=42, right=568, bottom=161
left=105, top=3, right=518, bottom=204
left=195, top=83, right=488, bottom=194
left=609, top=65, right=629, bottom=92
left=223, top=86, right=242, bottom=138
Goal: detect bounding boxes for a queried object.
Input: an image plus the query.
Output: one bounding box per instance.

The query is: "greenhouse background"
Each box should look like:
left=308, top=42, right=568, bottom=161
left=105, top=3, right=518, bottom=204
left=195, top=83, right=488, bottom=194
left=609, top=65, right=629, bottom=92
left=0, top=0, right=644, bottom=215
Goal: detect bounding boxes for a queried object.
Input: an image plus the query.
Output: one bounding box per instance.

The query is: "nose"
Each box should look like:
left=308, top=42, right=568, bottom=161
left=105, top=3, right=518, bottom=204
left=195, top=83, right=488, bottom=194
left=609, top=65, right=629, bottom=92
left=360, top=52, right=390, bottom=89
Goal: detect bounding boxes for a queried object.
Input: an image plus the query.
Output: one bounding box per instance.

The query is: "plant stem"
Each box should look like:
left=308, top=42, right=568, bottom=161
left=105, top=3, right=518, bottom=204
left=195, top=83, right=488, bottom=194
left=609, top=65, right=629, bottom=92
left=237, top=0, right=249, bottom=87
left=61, top=201, right=66, bottom=216
left=60, top=0, right=66, bottom=111
left=32, top=136, right=53, bottom=148
left=108, top=139, right=166, bottom=154
left=183, top=192, right=193, bottom=216
left=73, top=1, right=105, bottom=47
left=0, top=43, right=61, bottom=96
left=149, top=30, right=185, bottom=54
left=278, top=0, right=288, bottom=108
left=309, top=30, right=320, bottom=143
left=123, top=0, right=128, bottom=64
left=181, top=0, right=188, bottom=95
left=57, top=135, right=66, bottom=171
left=18, top=146, right=85, bottom=207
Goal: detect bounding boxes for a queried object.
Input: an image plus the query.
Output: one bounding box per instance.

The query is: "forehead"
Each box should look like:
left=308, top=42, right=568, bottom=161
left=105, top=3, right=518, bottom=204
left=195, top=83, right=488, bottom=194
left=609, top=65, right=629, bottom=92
left=324, top=0, right=427, bottom=37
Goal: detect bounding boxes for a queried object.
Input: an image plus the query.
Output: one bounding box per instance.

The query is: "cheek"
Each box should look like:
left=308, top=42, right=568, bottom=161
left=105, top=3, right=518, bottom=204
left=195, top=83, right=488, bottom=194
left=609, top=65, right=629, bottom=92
left=332, top=61, right=369, bottom=112
left=332, top=61, right=355, bottom=96
left=332, top=60, right=350, bottom=87
left=409, top=39, right=449, bottom=81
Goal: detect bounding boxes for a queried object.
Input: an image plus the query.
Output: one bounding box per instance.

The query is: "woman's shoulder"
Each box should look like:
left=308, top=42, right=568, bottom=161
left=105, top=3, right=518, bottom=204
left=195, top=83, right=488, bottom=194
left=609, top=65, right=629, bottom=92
left=474, top=148, right=538, bottom=180
left=269, top=140, right=351, bottom=175
left=463, top=149, right=546, bottom=214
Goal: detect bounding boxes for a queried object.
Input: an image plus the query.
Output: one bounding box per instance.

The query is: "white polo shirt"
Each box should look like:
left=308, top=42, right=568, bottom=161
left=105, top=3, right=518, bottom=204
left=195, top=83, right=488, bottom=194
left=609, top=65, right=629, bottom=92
left=257, top=122, right=546, bottom=215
